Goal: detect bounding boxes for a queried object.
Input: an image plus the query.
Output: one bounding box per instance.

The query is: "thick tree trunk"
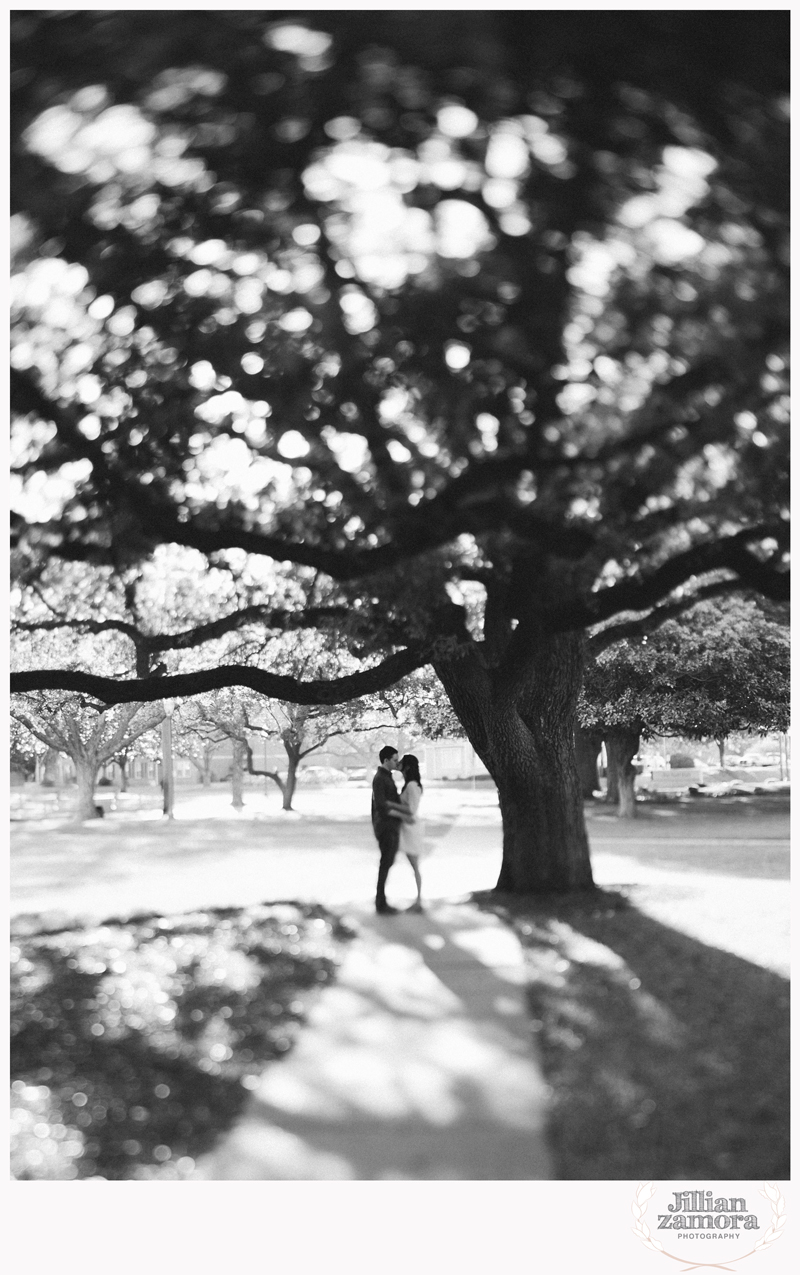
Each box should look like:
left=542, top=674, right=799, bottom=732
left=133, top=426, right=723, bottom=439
left=230, top=740, right=246, bottom=810
left=716, top=737, right=726, bottom=768
left=434, top=631, right=595, bottom=893
left=605, top=729, right=640, bottom=818
left=575, top=726, right=603, bottom=799
left=74, top=754, right=101, bottom=819
left=118, top=758, right=129, bottom=792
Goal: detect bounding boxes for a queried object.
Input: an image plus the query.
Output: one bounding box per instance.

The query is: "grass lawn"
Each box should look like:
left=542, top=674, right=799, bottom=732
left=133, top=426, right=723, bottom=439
left=10, top=902, right=354, bottom=1180
left=478, top=888, right=790, bottom=1180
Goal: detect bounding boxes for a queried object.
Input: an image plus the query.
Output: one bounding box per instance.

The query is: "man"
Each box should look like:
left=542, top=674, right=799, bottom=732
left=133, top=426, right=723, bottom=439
left=371, top=745, right=401, bottom=914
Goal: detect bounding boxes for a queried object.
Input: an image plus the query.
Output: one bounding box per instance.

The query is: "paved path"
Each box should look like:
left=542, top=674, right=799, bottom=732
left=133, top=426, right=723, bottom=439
left=191, top=901, right=554, bottom=1180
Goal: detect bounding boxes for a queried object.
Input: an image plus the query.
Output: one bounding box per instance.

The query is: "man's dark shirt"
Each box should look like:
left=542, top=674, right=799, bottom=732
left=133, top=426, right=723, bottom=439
left=371, top=766, right=399, bottom=838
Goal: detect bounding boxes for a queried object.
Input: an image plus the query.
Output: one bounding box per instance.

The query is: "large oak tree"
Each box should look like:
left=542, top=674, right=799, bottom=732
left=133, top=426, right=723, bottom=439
left=10, top=12, right=789, bottom=890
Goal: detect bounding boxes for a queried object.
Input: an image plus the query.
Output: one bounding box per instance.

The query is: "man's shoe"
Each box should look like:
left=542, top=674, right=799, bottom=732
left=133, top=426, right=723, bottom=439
left=376, top=903, right=399, bottom=915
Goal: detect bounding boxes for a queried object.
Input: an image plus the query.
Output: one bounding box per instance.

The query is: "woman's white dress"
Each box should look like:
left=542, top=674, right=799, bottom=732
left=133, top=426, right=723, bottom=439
left=398, top=781, right=428, bottom=858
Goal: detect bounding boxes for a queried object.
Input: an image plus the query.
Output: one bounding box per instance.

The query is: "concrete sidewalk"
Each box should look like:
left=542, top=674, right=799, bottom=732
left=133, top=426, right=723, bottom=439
left=192, top=901, right=554, bottom=1180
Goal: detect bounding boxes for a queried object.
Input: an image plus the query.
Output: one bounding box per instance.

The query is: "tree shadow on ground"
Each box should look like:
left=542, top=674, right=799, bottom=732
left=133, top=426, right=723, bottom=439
left=476, top=889, right=790, bottom=1179
left=10, top=903, right=351, bottom=1179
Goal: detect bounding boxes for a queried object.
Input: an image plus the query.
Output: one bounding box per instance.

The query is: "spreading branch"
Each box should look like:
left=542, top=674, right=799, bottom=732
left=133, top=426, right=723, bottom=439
left=587, top=579, right=743, bottom=654
left=10, top=645, right=430, bottom=705
left=11, top=368, right=598, bottom=575
left=11, top=605, right=352, bottom=653
left=547, top=526, right=789, bottom=632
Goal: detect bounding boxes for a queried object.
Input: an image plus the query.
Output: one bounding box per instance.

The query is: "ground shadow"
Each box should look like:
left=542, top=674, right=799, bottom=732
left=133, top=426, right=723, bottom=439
left=477, top=890, right=790, bottom=1179
left=10, top=903, right=348, bottom=1180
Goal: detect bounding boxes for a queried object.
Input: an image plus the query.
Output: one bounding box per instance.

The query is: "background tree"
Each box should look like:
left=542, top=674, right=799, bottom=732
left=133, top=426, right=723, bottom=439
left=11, top=693, right=164, bottom=819
left=9, top=715, right=39, bottom=782
left=108, top=726, right=163, bottom=792
left=10, top=12, right=789, bottom=890
left=171, top=702, right=227, bottom=788
left=579, top=596, right=789, bottom=816
left=374, top=667, right=465, bottom=747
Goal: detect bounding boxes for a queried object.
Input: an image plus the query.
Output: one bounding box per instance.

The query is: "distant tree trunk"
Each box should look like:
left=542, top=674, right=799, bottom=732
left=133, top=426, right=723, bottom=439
left=435, top=631, right=595, bottom=893
left=41, top=747, right=59, bottom=787
left=190, top=755, right=213, bottom=786
left=231, top=739, right=246, bottom=810
left=118, top=757, right=129, bottom=792
left=605, top=729, right=640, bottom=818
left=242, top=740, right=287, bottom=806
left=74, top=753, right=101, bottom=819
left=716, top=736, right=726, bottom=768
left=604, top=744, right=620, bottom=806
left=575, top=726, right=603, bottom=799
left=282, top=743, right=303, bottom=810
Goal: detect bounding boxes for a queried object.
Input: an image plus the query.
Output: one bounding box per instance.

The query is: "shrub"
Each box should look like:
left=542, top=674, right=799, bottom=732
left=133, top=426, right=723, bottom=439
left=669, top=752, right=696, bottom=769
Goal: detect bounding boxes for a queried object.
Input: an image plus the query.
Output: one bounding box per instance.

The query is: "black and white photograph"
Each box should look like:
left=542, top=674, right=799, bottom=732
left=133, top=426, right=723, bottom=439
left=8, top=5, right=790, bottom=1264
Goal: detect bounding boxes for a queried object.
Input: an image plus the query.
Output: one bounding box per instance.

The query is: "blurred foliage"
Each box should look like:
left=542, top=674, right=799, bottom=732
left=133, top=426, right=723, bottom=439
left=10, top=901, right=353, bottom=1179
left=10, top=11, right=788, bottom=604
left=580, top=596, right=789, bottom=741
left=376, top=666, right=464, bottom=741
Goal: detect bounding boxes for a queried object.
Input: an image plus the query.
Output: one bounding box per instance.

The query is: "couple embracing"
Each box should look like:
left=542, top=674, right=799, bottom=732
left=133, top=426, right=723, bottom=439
left=371, top=745, right=428, bottom=915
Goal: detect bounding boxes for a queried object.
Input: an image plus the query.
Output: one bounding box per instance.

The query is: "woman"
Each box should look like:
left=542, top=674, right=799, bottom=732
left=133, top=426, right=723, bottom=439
left=387, top=754, right=428, bottom=912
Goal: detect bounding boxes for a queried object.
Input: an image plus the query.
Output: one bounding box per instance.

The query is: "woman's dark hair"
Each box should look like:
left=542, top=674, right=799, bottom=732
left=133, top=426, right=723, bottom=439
left=400, top=754, right=422, bottom=791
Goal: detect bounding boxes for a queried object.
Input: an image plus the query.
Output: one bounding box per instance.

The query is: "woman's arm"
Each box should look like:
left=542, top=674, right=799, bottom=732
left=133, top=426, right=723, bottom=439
left=387, top=796, right=415, bottom=822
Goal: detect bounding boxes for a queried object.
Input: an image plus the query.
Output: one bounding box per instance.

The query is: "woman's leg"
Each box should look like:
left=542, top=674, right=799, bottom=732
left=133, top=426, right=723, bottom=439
left=406, top=853, right=423, bottom=908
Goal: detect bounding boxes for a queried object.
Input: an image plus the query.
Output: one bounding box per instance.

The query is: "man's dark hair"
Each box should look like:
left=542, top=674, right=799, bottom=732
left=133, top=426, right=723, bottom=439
left=379, top=746, right=398, bottom=764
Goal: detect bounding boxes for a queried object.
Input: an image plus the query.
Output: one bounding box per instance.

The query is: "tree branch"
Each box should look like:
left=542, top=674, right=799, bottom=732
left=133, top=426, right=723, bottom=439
left=12, top=605, right=351, bottom=652
left=10, top=645, right=430, bottom=706
left=10, top=708, right=67, bottom=753
left=97, top=705, right=165, bottom=763
left=587, top=579, right=741, bottom=654
left=12, top=368, right=597, bottom=575
left=548, top=525, right=789, bottom=631
left=243, top=740, right=285, bottom=791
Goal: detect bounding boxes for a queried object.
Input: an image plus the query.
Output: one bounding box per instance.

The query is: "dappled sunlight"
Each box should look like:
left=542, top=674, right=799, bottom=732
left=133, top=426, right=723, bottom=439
left=25, top=94, right=210, bottom=193
left=11, top=903, right=348, bottom=1179
left=193, top=903, right=553, bottom=1179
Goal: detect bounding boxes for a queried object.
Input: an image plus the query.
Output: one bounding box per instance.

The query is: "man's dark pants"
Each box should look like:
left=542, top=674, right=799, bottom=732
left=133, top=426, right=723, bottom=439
left=375, top=824, right=399, bottom=909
